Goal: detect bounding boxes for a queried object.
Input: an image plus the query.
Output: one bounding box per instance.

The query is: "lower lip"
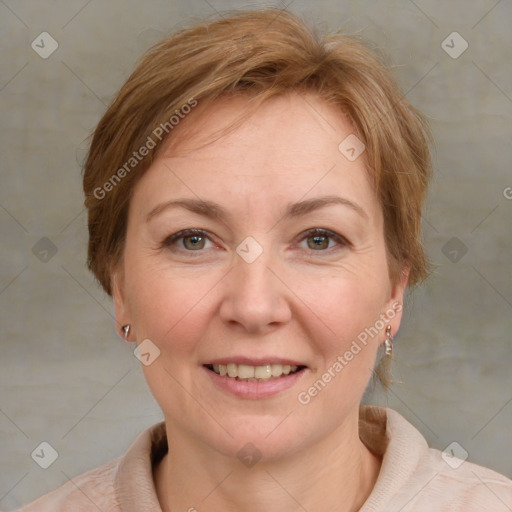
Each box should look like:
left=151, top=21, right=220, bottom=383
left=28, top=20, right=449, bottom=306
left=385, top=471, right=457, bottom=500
left=203, top=366, right=307, bottom=399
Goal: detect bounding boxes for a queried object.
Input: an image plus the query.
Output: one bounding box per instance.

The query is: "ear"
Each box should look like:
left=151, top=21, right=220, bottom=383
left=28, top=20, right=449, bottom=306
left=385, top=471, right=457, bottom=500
left=382, top=264, right=410, bottom=339
left=111, top=265, right=134, bottom=341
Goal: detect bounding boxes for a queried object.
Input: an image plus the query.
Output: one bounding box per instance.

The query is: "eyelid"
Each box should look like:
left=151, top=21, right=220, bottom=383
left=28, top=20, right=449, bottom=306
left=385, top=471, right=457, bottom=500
left=296, top=228, right=351, bottom=249
left=160, top=227, right=350, bottom=252
left=161, top=228, right=215, bottom=249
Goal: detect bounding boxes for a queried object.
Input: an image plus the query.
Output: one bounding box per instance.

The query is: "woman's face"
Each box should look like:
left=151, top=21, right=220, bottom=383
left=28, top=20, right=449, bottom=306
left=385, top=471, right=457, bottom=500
left=113, top=93, right=406, bottom=460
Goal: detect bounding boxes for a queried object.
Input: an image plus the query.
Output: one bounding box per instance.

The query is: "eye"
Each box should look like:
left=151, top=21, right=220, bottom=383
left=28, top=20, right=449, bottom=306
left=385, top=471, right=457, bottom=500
left=298, top=228, right=349, bottom=251
left=161, top=229, right=214, bottom=251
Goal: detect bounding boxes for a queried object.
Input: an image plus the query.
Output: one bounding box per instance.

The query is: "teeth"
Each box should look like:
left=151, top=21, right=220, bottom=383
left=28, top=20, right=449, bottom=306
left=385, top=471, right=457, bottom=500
left=211, top=363, right=299, bottom=381
left=238, top=364, right=255, bottom=379
left=227, top=363, right=237, bottom=378
left=254, top=365, right=271, bottom=379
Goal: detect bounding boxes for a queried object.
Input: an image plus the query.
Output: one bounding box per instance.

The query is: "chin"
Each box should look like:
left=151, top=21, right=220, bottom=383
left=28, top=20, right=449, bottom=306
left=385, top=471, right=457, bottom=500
left=194, top=413, right=323, bottom=463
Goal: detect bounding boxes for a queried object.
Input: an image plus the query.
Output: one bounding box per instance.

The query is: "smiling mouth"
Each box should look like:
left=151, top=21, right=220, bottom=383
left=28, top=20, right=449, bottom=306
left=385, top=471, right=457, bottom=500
left=204, top=363, right=306, bottom=382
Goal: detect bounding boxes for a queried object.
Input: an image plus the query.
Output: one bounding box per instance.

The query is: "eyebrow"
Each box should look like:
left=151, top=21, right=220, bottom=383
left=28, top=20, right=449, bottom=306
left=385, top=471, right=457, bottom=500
left=146, top=195, right=368, bottom=223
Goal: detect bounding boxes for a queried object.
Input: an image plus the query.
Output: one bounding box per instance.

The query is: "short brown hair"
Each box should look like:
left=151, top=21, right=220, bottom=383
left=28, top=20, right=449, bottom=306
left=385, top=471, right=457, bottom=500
left=83, top=8, right=432, bottom=296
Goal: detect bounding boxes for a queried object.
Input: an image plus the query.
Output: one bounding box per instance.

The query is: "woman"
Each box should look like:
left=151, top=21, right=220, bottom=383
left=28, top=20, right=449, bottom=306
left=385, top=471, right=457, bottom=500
left=19, top=8, right=512, bottom=511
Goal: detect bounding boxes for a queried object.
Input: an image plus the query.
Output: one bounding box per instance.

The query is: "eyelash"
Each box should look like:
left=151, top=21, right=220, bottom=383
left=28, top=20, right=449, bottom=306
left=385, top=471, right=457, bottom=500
left=160, top=228, right=350, bottom=255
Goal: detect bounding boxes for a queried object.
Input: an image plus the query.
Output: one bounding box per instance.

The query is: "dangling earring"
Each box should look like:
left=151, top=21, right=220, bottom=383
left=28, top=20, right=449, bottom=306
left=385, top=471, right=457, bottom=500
left=122, top=324, right=131, bottom=340
left=384, top=325, right=393, bottom=357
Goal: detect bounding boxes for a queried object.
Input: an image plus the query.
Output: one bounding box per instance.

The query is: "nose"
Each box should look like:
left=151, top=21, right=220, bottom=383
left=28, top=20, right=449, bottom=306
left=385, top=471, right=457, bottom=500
left=218, top=250, right=292, bottom=335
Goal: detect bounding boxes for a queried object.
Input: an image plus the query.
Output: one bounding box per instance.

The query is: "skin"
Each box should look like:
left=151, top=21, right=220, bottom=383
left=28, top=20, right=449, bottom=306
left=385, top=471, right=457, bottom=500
left=113, top=92, right=408, bottom=512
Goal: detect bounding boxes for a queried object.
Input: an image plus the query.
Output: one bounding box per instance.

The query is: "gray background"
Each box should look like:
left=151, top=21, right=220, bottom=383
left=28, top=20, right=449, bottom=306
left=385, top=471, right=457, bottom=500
left=1, top=0, right=511, bottom=508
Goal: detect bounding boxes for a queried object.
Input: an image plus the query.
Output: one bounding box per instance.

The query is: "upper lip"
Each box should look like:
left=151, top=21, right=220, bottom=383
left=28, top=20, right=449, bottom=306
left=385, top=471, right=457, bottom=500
left=204, top=357, right=307, bottom=367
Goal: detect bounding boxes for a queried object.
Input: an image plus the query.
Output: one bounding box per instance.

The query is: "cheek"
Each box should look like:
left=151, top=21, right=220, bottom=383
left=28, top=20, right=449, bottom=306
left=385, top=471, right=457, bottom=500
left=318, top=286, right=384, bottom=377
left=124, top=259, right=219, bottom=410
left=299, top=260, right=390, bottom=345
left=124, top=252, right=220, bottom=353
left=297, top=275, right=389, bottom=408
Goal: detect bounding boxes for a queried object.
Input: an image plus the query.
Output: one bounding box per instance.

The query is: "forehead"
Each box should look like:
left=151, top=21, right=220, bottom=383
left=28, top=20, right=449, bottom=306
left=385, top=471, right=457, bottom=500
left=163, top=92, right=358, bottom=168
left=132, top=93, right=378, bottom=219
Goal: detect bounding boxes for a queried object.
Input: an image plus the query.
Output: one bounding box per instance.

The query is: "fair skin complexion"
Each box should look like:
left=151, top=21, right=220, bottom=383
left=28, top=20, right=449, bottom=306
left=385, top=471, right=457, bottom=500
left=113, top=93, right=407, bottom=512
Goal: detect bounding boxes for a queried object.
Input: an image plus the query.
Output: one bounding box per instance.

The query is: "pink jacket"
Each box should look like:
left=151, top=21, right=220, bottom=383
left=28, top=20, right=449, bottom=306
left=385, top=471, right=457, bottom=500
left=17, top=406, right=512, bottom=511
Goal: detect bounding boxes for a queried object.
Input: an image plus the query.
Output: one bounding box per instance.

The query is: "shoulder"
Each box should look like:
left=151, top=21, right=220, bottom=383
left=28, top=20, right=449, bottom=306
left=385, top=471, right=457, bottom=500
left=360, top=406, right=512, bottom=511
left=386, top=407, right=512, bottom=511
left=16, top=421, right=166, bottom=511
left=16, top=458, right=121, bottom=511
left=417, top=446, right=512, bottom=511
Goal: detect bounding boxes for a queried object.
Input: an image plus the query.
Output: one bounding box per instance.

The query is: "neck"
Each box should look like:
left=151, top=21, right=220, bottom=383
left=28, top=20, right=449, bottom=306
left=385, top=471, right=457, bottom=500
left=154, top=411, right=381, bottom=512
